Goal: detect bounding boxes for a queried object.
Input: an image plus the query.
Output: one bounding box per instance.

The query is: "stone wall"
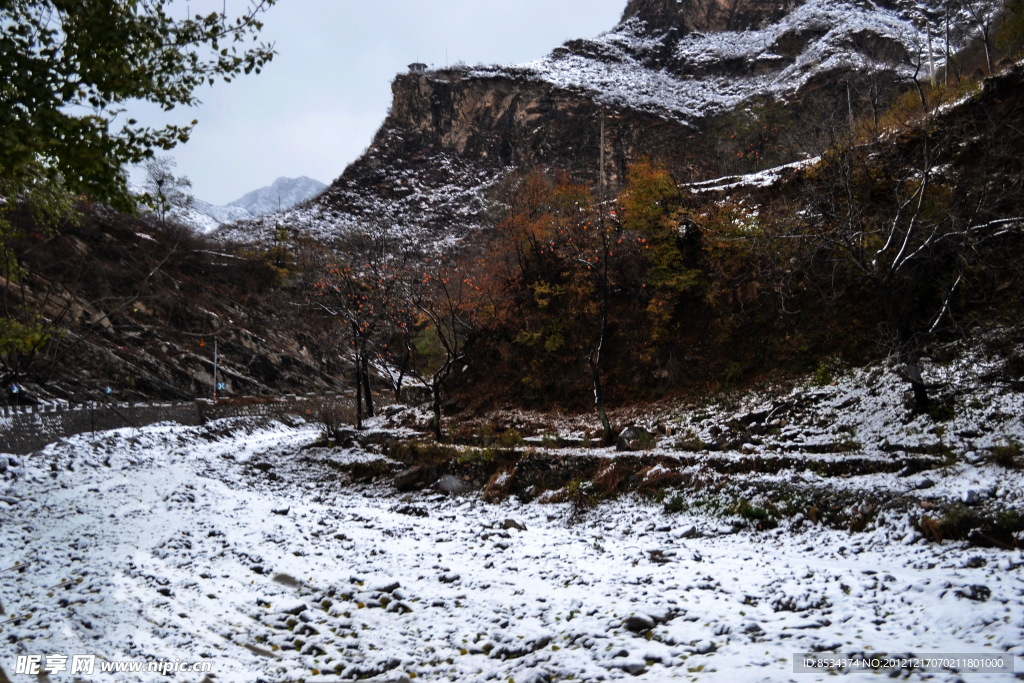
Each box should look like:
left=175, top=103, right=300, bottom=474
left=0, top=395, right=340, bottom=455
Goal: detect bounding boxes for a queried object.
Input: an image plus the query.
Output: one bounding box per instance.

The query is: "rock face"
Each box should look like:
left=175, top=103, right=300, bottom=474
left=621, top=0, right=790, bottom=33
left=223, top=0, right=991, bottom=251
left=385, top=71, right=697, bottom=184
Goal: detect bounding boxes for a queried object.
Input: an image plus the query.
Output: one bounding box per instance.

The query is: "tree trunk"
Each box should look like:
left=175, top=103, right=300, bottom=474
left=903, top=357, right=930, bottom=413
left=393, top=367, right=405, bottom=402
left=430, top=382, right=443, bottom=441
left=351, top=325, right=363, bottom=430
left=361, top=354, right=374, bottom=418
left=354, top=360, right=363, bottom=430
left=590, top=353, right=613, bottom=446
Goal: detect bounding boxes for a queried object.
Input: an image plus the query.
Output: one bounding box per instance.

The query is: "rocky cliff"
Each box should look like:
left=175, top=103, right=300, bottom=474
left=621, top=0, right=793, bottom=34
left=222, top=0, right=995, bottom=251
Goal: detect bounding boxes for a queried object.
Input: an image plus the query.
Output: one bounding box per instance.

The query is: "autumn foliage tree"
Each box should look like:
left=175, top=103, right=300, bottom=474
left=479, top=165, right=699, bottom=440
left=311, top=223, right=409, bottom=428
left=410, top=256, right=478, bottom=441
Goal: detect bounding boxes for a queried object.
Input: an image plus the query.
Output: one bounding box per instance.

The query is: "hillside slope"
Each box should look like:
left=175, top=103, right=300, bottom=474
left=3, top=208, right=344, bottom=404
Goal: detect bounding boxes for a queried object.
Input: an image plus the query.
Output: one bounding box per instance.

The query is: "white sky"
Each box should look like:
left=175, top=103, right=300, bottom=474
left=130, top=0, right=627, bottom=205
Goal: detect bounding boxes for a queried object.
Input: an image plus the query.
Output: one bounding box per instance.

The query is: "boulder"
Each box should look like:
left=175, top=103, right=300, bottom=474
left=616, top=426, right=655, bottom=452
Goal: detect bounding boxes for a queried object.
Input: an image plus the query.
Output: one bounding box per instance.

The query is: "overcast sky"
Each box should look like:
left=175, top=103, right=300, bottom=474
left=130, top=0, right=627, bottom=205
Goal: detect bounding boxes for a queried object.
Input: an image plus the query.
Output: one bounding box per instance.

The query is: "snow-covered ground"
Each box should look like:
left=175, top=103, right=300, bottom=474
left=2, top=346, right=1023, bottom=682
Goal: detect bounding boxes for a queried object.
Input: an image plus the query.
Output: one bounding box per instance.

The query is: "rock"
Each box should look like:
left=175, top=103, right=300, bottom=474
left=278, top=600, right=308, bottom=615
left=385, top=600, right=413, bottom=614
left=672, top=525, right=699, bottom=539
left=436, top=474, right=473, bottom=495
left=371, top=580, right=401, bottom=594
left=645, top=606, right=677, bottom=624
left=272, top=573, right=302, bottom=587
left=501, top=518, right=527, bottom=531
left=271, top=507, right=289, bottom=516
left=915, top=477, right=935, bottom=489
left=394, top=504, right=428, bottom=517
left=954, top=584, right=991, bottom=602
left=439, top=572, right=461, bottom=584
left=278, top=413, right=306, bottom=427
left=623, top=614, right=655, bottom=632
left=616, top=426, right=655, bottom=452
left=614, top=660, right=647, bottom=675
left=692, top=639, right=718, bottom=654
left=490, top=635, right=552, bottom=659
left=961, top=488, right=991, bottom=505
left=483, top=466, right=518, bottom=503
left=394, top=465, right=436, bottom=491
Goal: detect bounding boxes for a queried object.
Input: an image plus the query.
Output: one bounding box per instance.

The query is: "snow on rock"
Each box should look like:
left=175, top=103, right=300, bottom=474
left=472, top=0, right=992, bottom=124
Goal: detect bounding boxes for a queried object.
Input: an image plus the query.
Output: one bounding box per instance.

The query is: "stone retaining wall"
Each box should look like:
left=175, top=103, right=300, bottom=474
left=0, top=395, right=341, bottom=455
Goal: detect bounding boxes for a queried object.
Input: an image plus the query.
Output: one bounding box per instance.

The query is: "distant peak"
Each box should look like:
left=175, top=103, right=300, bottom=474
left=226, top=176, right=326, bottom=215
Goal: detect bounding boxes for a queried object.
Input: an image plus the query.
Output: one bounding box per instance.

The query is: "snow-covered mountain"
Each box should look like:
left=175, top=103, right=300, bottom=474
left=227, top=176, right=326, bottom=216
left=176, top=199, right=254, bottom=233
left=176, top=176, right=325, bottom=233
left=220, top=0, right=997, bottom=251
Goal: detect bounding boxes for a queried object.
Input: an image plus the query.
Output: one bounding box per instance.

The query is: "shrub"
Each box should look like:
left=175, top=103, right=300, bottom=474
left=497, top=428, right=523, bottom=448
left=731, top=498, right=778, bottom=530
left=991, top=441, right=1022, bottom=469
left=315, top=400, right=355, bottom=441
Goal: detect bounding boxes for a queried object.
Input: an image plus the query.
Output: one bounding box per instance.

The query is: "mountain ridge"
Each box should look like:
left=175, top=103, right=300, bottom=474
left=227, top=175, right=326, bottom=215
left=178, top=175, right=325, bottom=233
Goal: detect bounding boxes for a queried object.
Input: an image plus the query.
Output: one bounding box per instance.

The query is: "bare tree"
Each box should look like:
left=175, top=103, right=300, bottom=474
left=141, top=157, right=193, bottom=229
left=410, top=257, right=477, bottom=441
left=791, top=94, right=1024, bottom=411
left=963, top=0, right=998, bottom=73
left=311, top=221, right=409, bottom=428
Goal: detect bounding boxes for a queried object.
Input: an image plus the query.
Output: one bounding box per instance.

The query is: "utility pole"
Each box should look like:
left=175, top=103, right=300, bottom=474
left=213, top=338, right=219, bottom=401
left=599, top=111, right=606, bottom=203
